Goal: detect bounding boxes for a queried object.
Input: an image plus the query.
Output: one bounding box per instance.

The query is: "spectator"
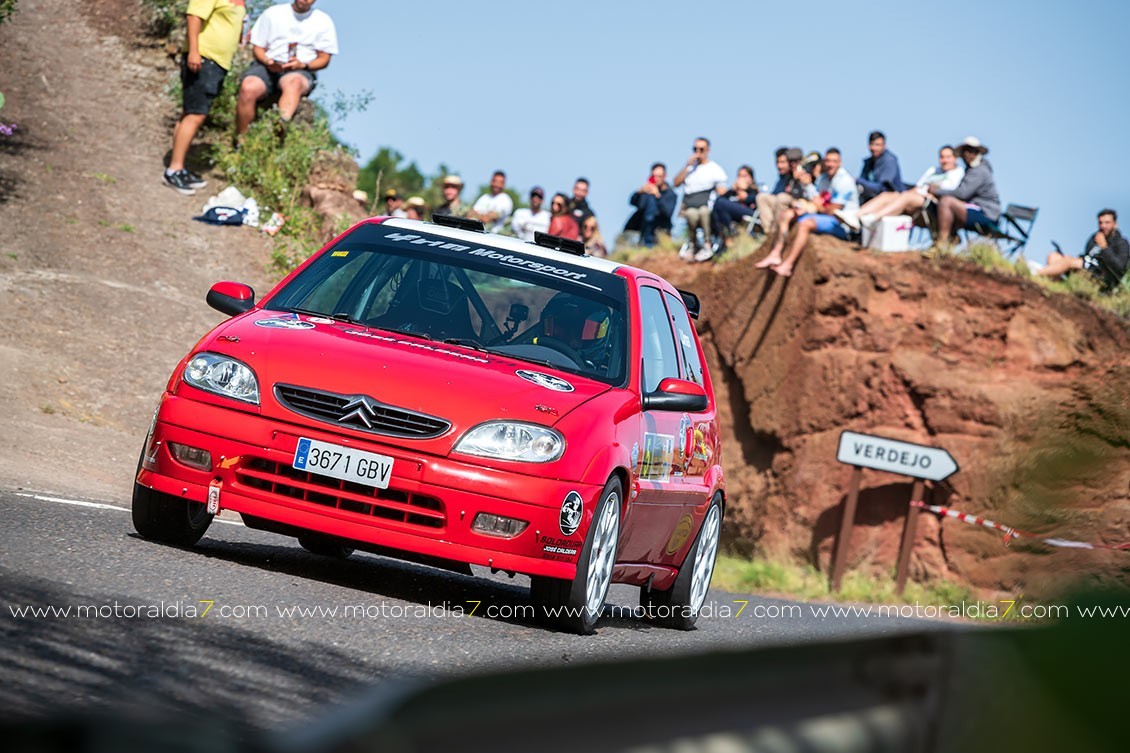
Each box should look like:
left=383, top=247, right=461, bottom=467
left=762, top=151, right=823, bottom=253
left=930, top=136, right=1001, bottom=243
left=511, top=186, right=551, bottom=242
left=755, top=148, right=859, bottom=277
left=711, top=164, right=759, bottom=250
left=432, top=175, right=467, bottom=219
left=469, top=170, right=514, bottom=233
left=548, top=193, right=580, bottom=240
left=854, top=145, right=964, bottom=228
left=856, top=131, right=904, bottom=203
left=673, top=136, right=727, bottom=261
left=568, top=178, right=594, bottom=227
left=624, top=162, right=677, bottom=247
left=383, top=189, right=407, bottom=218
left=581, top=216, right=608, bottom=257
left=163, top=0, right=247, bottom=195
left=755, top=147, right=805, bottom=238
left=1038, top=209, right=1129, bottom=291
left=404, top=196, right=427, bottom=221
left=236, top=0, right=338, bottom=136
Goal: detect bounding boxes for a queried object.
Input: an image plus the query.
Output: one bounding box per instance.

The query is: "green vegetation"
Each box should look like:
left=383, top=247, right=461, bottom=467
left=91, top=172, right=117, bottom=185
left=711, top=554, right=975, bottom=607
left=0, top=0, right=17, bottom=26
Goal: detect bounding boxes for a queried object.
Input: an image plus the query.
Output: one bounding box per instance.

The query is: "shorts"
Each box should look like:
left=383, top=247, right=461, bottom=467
left=181, top=57, right=228, bottom=115
left=797, top=213, right=849, bottom=240
left=240, top=60, right=318, bottom=99
left=962, top=207, right=998, bottom=233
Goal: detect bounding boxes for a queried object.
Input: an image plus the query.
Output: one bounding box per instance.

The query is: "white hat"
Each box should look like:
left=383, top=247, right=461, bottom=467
left=956, top=136, right=989, bottom=155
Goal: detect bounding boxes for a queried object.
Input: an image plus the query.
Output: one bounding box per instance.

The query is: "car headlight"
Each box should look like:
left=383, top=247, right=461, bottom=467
left=183, top=353, right=260, bottom=404
left=454, top=422, right=565, bottom=463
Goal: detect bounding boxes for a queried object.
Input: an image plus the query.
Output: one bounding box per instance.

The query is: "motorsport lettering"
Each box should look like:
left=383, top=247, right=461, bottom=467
left=383, top=232, right=588, bottom=282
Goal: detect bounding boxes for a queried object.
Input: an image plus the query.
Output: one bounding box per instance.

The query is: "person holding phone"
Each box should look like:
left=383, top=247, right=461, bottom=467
left=673, top=137, right=727, bottom=261
left=236, top=0, right=339, bottom=135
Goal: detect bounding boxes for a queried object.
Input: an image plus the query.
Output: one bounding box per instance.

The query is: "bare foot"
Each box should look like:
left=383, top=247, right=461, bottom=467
left=772, top=262, right=793, bottom=277
left=755, top=254, right=782, bottom=269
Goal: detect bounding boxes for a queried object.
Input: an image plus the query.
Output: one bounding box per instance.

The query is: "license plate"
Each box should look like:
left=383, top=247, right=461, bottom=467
left=293, top=437, right=394, bottom=489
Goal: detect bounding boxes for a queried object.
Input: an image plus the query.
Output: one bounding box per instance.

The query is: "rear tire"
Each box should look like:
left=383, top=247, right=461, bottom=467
left=531, top=476, right=622, bottom=635
left=640, top=494, right=722, bottom=630
left=131, top=481, right=213, bottom=547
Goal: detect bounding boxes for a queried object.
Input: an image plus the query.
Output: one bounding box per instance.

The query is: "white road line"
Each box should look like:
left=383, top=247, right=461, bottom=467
left=13, top=492, right=244, bottom=526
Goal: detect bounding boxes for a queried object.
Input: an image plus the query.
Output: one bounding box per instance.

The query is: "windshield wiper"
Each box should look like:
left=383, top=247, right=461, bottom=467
left=377, top=326, right=433, bottom=341
left=442, top=338, right=490, bottom=353
left=287, top=307, right=367, bottom=327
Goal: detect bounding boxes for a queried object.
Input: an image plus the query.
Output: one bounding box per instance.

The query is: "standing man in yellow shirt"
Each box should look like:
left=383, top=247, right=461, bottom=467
left=164, top=0, right=246, bottom=196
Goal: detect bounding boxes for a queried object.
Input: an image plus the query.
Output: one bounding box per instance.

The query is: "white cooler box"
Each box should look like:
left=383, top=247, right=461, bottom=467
left=862, top=215, right=913, bottom=252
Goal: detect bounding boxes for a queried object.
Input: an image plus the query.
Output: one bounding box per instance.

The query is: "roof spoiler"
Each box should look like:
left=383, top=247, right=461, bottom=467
left=533, top=231, right=586, bottom=256
left=432, top=214, right=486, bottom=233
left=678, top=289, right=701, bottom=320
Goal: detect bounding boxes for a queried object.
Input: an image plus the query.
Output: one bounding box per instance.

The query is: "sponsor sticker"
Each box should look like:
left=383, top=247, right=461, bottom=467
left=255, top=317, right=315, bottom=330
left=516, top=370, right=574, bottom=393
left=331, top=250, right=350, bottom=257
left=665, top=514, right=695, bottom=555
left=640, top=433, right=675, bottom=482
left=540, top=535, right=581, bottom=561
left=559, top=491, right=584, bottom=536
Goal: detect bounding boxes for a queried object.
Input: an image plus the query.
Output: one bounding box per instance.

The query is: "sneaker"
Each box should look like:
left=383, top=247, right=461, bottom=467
left=183, top=170, right=207, bottom=189
left=694, top=247, right=715, bottom=263
left=834, top=209, right=861, bottom=231
left=678, top=242, right=695, bottom=261
left=162, top=170, right=196, bottom=196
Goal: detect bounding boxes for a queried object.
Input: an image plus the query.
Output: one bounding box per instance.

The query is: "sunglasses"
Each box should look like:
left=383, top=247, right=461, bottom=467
left=694, top=146, right=706, bottom=152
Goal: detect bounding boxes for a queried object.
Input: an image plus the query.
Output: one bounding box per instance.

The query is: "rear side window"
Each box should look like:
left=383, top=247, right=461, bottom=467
left=664, top=292, right=705, bottom=385
left=639, top=286, right=679, bottom=393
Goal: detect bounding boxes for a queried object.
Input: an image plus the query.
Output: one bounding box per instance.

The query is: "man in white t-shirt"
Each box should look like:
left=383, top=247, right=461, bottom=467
left=469, top=171, right=514, bottom=234
left=673, top=137, right=727, bottom=261
left=510, top=186, right=551, bottom=242
left=236, top=0, right=338, bottom=135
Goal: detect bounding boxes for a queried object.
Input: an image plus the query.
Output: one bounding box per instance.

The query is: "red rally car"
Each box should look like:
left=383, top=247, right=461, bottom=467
left=133, top=215, right=724, bottom=633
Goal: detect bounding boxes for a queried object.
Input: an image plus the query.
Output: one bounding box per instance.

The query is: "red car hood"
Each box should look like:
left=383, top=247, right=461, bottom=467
left=203, top=311, right=610, bottom=453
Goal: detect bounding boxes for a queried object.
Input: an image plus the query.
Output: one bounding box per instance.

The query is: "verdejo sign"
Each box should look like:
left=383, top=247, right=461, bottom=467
left=831, top=431, right=961, bottom=594
left=836, top=431, right=959, bottom=482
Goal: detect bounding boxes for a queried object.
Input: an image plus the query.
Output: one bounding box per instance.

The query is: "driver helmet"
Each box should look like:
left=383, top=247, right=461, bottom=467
left=539, top=293, right=613, bottom=365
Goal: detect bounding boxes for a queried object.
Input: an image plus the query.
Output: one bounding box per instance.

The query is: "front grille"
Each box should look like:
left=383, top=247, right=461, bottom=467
left=274, top=384, right=450, bottom=439
left=235, top=457, right=445, bottom=529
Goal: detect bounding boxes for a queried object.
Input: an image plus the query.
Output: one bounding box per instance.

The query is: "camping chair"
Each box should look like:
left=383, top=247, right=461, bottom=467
left=963, top=204, right=1038, bottom=257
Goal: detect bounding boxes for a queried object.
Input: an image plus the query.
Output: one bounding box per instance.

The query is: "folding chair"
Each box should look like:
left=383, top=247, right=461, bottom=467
left=992, top=204, right=1038, bottom=257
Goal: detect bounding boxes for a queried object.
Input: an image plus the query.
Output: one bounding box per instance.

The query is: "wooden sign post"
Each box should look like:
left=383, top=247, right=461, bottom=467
left=831, top=432, right=959, bottom=594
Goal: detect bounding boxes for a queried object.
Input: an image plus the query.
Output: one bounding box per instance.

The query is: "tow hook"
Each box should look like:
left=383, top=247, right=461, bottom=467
left=207, top=478, right=223, bottom=515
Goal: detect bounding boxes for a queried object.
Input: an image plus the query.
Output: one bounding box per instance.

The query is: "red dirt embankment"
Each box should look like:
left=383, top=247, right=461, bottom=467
left=647, top=241, right=1130, bottom=598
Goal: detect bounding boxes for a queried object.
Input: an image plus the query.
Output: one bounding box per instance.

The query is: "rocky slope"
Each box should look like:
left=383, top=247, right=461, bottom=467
left=647, top=241, right=1130, bottom=598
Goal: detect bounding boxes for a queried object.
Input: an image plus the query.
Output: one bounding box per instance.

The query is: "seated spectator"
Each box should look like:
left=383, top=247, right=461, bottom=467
left=673, top=137, right=727, bottom=261
left=755, top=148, right=858, bottom=277
left=930, top=137, right=1000, bottom=243
left=856, top=131, right=904, bottom=203
left=761, top=151, right=823, bottom=252
left=236, top=0, right=338, bottom=135
left=404, top=196, right=427, bottom=220
left=432, top=175, right=467, bottom=219
left=1038, top=209, right=1129, bottom=291
left=568, top=178, right=595, bottom=227
left=511, top=186, right=551, bottom=242
left=469, top=170, right=514, bottom=233
left=548, top=193, right=580, bottom=240
left=624, top=162, right=677, bottom=247
left=853, top=145, right=964, bottom=229
left=581, top=216, right=608, bottom=257
left=756, top=147, right=805, bottom=238
left=383, top=189, right=407, bottom=218
left=711, top=164, right=758, bottom=250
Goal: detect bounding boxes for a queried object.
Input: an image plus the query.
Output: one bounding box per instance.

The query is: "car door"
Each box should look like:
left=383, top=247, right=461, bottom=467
left=617, top=284, right=698, bottom=565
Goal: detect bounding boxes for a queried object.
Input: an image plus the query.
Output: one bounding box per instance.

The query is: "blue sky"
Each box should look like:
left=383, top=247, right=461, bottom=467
left=310, top=0, right=1130, bottom=261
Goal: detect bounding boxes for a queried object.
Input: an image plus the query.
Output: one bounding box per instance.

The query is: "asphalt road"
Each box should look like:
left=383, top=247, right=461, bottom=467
left=0, top=487, right=937, bottom=732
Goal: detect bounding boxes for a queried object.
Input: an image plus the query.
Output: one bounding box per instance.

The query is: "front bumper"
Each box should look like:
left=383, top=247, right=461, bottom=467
left=138, top=394, right=601, bottom=580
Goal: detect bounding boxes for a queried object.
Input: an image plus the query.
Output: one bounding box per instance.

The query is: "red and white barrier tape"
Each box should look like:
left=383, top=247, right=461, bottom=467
left=910, top=501, right=1130, bottom=551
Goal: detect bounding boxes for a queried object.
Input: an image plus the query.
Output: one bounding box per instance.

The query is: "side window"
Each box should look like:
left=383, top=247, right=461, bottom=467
left=664, top=292, right=705, bottom=385
left=639, top=286, right=680, bottom=394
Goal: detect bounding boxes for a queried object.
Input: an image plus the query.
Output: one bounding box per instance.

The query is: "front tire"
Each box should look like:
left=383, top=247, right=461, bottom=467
left=641, top=494, right=722, bottom=630
left=531, top=476, right=622, bottom=635
left=131, top=481, right=213, bottom=547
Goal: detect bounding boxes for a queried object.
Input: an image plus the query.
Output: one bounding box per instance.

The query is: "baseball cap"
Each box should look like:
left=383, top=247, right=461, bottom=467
left=785, top=147, right=804, bottom=162
left=530, top=186, right=545, bottom=198
left=406, top=196, right=426, bottom=209
left=383, top=189, right=401, bottom=200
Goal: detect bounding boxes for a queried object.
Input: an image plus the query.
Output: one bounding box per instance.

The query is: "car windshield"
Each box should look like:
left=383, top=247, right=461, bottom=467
left=264, top=223, right=629, bottom=385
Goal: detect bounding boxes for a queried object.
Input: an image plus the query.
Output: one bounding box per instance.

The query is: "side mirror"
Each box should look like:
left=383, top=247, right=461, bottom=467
left=207, top=281, right=255, bottom=317
left=642, top=377, right=708, bottom=413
